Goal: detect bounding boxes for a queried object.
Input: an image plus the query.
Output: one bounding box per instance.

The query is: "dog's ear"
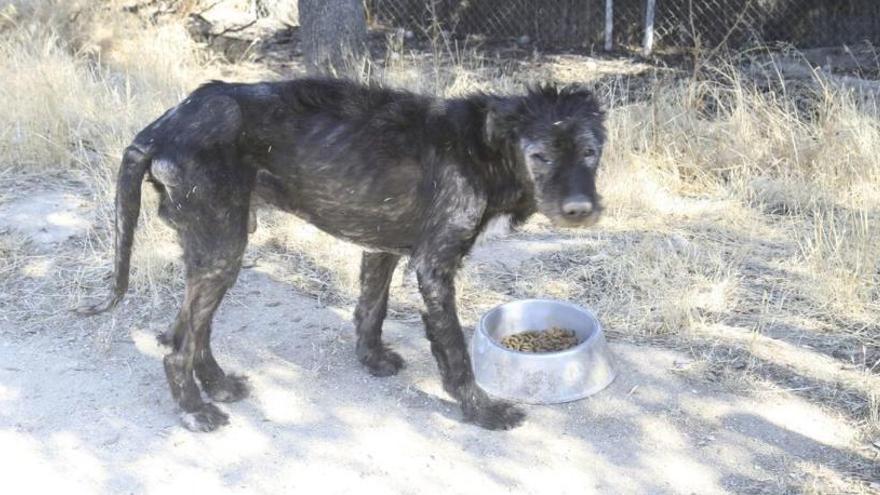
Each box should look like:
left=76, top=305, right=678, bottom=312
left=484, top=97, right=522, bottom=146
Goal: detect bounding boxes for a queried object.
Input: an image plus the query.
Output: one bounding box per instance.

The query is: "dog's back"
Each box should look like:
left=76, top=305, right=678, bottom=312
left=132, top=78, right=490, bottom=253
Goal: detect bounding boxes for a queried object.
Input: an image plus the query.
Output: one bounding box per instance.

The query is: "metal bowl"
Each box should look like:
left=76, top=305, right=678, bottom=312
left=470, top=299, right=616, bottom=404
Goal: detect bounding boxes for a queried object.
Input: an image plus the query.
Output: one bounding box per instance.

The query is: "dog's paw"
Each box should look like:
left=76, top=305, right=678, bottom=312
left=204, top=373, right=250, bottom=403
left=461, top=387, right=526, bottom=430
left=465, top=399, right=526, bottom=430
left=73, top=292, right=123, bottom=316
left=360, top=346, right=405, bottom=377
left=180, top=403, right=229, bottom=432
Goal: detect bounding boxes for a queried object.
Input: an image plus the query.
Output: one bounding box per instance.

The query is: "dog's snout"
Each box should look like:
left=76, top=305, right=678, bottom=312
left=561, top=196, right=593, bottom=218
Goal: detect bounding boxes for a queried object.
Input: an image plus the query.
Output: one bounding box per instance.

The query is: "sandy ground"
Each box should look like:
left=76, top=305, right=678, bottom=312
left=1, top=188, right=876, bottom=494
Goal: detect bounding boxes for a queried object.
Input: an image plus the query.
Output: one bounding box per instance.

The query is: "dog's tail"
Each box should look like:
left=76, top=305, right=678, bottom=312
left=76, top=145, right=151, bottom=316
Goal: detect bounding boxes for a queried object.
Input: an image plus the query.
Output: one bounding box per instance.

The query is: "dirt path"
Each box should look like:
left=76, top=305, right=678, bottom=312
left=0, top=272, right=869, bottom=494
left=1, top=187, right=876, bottom=494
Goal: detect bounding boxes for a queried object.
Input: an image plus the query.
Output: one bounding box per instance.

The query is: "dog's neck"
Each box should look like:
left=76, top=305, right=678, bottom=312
left=434, top=96, right=537, bottom=230
left=474, top=107, right=537, bottom=227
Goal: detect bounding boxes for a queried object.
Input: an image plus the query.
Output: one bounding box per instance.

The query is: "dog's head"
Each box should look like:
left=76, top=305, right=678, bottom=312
left=486, top=85, right=606, bottom=228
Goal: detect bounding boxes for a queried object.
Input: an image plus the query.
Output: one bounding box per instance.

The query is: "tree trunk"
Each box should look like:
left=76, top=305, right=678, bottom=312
left=298, top=0, right=367, bottom=76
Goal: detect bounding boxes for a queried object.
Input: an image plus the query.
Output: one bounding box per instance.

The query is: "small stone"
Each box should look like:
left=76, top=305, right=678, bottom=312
left=102, top=433, right=121, bottom=446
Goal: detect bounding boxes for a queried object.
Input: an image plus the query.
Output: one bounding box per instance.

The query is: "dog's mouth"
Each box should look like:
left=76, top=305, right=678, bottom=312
left=544, top=208, right=602, bottom=229
left=547, top=211, right=602, bottom=229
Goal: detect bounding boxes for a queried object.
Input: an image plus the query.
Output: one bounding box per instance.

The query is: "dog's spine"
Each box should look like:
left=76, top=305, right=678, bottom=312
left=76, top=145, right=151, bottom=315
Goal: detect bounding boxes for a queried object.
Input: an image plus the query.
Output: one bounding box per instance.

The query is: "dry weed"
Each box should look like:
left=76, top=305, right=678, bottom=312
left=1, top=2, right=878, bottom=468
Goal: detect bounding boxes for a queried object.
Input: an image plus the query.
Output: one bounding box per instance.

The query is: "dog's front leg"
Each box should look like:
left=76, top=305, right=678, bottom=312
left=355, top=252, right=404, bottom=376
left=414, top=251, right=525, bottom=430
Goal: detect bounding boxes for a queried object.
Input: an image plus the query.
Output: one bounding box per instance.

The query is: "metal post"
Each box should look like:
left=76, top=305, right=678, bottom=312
left=643, top=0, right=655, bottom=56
left=604, top=0, right=614, bottom=51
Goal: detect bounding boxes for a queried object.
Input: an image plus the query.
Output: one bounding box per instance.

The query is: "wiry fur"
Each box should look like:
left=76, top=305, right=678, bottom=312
left=78, top=77, right=606, bottom=432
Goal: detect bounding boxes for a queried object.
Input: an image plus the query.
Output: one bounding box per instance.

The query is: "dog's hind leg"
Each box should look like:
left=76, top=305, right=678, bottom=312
left=354, top=252, right=403, bottom=376
left=159, top=302, right=249, bottom=405
left=156, top=313, right=184, bottom=348
left=165, top=268, right=237, bottom=431
left=194, top=313, right=250, bottom=403
left=164, top=228, right=249, bottom=430
left=160, top=161, right=253, bottom=430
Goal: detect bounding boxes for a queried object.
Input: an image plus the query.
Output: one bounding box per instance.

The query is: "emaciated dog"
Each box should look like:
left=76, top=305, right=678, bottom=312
left=79, top=78, right=606, bottom=432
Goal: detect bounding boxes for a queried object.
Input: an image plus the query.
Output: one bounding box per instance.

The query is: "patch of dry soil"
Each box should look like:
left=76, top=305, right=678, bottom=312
left=0, top=189, right=874, bottom=494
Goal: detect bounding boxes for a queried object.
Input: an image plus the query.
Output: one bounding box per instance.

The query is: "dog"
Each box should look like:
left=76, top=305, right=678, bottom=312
left=78, top=78, right=606, bottom=432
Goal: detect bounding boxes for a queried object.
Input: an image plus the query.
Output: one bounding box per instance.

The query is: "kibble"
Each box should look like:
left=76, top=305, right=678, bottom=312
left=500, top=327, right=579, bottom=353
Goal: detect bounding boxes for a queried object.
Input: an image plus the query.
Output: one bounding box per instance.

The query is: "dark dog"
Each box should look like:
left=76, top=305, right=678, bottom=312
left=79, top=78, right=606, bottom=432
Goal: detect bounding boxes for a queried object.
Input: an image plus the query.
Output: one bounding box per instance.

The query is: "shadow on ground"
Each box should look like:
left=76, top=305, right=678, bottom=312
left=0, top=264, right=874, bottom=494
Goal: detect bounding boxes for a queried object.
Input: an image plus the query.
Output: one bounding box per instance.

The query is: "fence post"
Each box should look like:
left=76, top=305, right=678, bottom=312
left=604, top=0, right=614, bottom=51
left=643, top=0, right=655, bottom=56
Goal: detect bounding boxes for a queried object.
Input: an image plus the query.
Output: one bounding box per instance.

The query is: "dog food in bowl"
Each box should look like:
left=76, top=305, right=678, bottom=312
left=471, top=299, right=616, bottom=404
left=500, top=327, right=579, bottom=353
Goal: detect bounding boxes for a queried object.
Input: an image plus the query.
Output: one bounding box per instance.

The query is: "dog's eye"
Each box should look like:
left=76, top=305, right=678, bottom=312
left=531, top=153, right=550, bottom=164
left=584, top=149, right=596, bottom=158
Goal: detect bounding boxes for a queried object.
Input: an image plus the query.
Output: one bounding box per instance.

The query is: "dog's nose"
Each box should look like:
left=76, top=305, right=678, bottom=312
left=562, top=196, right=593, bottom=218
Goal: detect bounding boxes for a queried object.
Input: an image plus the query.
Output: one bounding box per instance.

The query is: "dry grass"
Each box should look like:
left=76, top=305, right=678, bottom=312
left=611, top=69, right=878, bottom=315
left=0, top=2, right=878, bottom=485
left=0, top=0, right=250, bottom=300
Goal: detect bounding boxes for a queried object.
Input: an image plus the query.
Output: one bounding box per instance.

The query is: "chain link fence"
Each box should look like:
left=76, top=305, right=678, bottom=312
left=365, top=0, right=880, bottom=52
left=366, top=0, right=603, bottom=48
left=613, top=0, right=880, bottom=52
